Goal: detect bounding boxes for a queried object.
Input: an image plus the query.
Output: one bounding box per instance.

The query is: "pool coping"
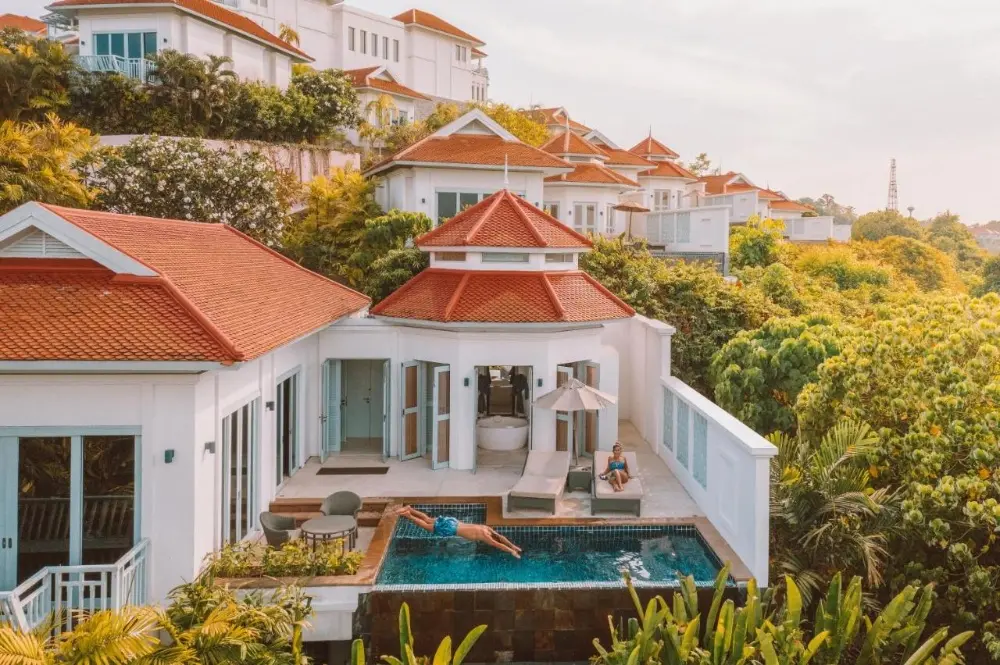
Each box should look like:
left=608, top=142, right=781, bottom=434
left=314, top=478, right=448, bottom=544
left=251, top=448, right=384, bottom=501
left=217, top=495, right=753, bottom=591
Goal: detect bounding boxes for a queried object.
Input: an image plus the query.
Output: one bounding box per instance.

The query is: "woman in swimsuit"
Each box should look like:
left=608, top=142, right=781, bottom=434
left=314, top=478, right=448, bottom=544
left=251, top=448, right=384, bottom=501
left=599, top=441, right=630, bottom=492
left=394, top=506, right=522, bottom=558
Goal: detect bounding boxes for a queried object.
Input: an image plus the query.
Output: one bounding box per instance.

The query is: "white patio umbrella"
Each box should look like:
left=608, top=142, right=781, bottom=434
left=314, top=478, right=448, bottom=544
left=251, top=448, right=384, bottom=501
left=533, top=378, right=617, bottom=411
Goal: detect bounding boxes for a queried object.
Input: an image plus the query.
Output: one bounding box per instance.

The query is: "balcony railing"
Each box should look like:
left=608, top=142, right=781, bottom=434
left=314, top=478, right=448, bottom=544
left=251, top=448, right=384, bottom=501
left=0, top=539, right=150, bottom=633
left=700, top=191, right=762, bottom=222
left=639, top=205, right=730, bottom=254
left=76, top=55, right=153, bottom=82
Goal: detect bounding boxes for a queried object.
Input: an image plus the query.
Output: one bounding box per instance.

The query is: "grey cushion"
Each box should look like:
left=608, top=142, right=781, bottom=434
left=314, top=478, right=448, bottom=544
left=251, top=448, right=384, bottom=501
left=510, top=451, right=571, bottom=500
left=594, top=451, right=644, bottom=499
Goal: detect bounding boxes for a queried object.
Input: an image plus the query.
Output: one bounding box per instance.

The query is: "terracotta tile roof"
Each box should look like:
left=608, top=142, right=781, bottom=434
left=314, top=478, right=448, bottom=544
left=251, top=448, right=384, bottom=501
left=471, top=47, right=487, bottom=58
left=769, top=199, right=814, bottom=213
left=345, top=66, right=430, bottom=101
left=393, top=8, right=483, bottom=45
left=29, top=205, right=369, bottom=362
left=371, top=268, right=633, bottom=324
left=366, top=134, right=571, bottom=174
left=638, top=161, right=697, bottom=179
left=629, top=135, right=680, bottom=159
left=540, top=130, right=607, bottom=158
left=598, top=146, right=656, bottom=167
left=0, top=261, right=235, bottom=362
left=47, top=0, right=312, bottom=60
left=545, top=163, right=640, bottom=188
left=699, top=172, right=740, bottom=195
left=756, top=188, right=785, bottom=201
left=534, top=107, right=590, bottom=133
left=417, top=190, right=591, bottom=249
left=0, top=13, right=47, bottom=34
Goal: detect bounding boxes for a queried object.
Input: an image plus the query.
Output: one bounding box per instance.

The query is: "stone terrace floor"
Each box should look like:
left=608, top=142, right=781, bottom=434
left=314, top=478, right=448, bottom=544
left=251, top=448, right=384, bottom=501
left=277, top=420, right=702, bottom=520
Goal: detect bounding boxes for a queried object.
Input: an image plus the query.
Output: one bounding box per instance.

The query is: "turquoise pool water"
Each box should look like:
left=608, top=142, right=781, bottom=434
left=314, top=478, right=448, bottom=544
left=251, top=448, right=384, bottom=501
left=376, top=504, right=725, bottom=588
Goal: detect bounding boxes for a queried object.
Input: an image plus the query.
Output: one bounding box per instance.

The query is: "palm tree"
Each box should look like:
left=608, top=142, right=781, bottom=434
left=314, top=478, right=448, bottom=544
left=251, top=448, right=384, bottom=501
left=359, top=93, right=397, bottom=157
left=147, top=51, right=236, bottom=134
left=278, top=24, right=300, bottom=47
left=769, top=420, right=898, bottom=606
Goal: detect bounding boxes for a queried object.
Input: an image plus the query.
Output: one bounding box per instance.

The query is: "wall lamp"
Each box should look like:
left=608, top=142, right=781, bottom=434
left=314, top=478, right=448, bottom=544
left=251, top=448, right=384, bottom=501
left=204, top=440, right=216, bottom=454
left=537, top=378, right=543, bottom=388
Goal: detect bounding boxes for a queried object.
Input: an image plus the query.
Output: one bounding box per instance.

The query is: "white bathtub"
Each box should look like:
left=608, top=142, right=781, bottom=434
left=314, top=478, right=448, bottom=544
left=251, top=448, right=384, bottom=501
left=477, top=416, right=529, bottom=451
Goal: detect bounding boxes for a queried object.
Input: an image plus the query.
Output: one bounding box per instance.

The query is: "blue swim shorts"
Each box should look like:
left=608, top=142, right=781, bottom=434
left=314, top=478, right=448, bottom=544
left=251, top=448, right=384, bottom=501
left=433, top=515, right=459, bottom=537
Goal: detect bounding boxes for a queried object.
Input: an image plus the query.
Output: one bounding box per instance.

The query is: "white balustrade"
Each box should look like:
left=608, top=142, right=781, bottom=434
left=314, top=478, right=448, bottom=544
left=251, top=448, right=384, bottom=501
left=76, top=55, right=153, bottom=82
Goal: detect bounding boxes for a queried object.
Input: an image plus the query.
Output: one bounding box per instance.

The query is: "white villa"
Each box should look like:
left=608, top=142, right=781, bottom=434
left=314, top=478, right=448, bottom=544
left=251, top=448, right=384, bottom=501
left=0, top=196, right=775, bottom=634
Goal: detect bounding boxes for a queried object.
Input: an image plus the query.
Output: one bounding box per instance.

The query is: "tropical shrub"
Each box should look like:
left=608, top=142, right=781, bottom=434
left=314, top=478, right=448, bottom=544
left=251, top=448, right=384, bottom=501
left=579, top=236, right=664, bottom=317
left=710, top=314, right=848, bottom=434
left=855, top=236, right=964, bottom=292
left=360, top=247, right=430, bottom=304
left=593, top=568, right=972, bottom=665
left=852, top=209, right=924, bottom=241
left=0, top=30, right=76, bottom=122
left=83, top=135, right=298, bottom=246
left=472, top=101, right=550, bottom=146
left=204, top=539, right=363, bottom=578
left=795, top=294, right=1000, bottom=657
left=980, top=255, right=1000, bottom=295
left=0, top=115, right=95, bottom=213
left=347, top=208, right=432, bottom=272
left=729, top=215, right=785, bottom=269
left=794, top=245, right=892, bottom=290
left=351, top=601, right=486, bottom=665
left=754, top=262, right=804, bottom=312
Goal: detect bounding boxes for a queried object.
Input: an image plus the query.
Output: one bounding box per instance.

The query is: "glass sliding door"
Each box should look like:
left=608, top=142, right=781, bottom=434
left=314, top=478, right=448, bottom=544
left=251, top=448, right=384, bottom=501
left=17, top=437, right=72, bottom=582
left=275, top=373, right=299, bottom=487
left=81, top=436, right=136, bottom=565
left=221, top=401, right=258, bottom=545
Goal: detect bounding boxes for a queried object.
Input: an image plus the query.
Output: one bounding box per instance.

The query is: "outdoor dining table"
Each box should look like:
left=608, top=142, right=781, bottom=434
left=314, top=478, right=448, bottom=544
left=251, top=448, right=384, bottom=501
left=300, top=515, right=357, bottom=550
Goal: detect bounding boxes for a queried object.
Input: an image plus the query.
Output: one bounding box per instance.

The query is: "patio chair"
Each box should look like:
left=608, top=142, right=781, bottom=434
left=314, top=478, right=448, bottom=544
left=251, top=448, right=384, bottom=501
left=260, top=512, right=300, bottom=548
left=506, top=450, right=571, bottom=514
left=319, top=491, right=363, bottom=518
left=592, top=450, right=643, bottom=516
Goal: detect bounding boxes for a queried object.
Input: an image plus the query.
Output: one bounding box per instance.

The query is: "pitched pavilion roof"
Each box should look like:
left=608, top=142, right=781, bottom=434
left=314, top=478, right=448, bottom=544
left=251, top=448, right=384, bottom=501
left=370, top=269, right=634, bottom=324
left=638, top=161, right=697, bottom=180
left=417, top=190, right=591, bottom=248
left=534, top=108, right=591, bottom=133
left=598, top=146, right=656, bottom=168
left=540, top=131, right=607, bottom=158
left=47, top=0, right=312, bottom=60
left=392, top=8, right=484, bottom=45
left=700, top=172, right=746, bottom=195
left=344, top=66, right=430, bottom=101
left=471, top=46, right=487, bottom=58
left=769, top=199, right=814, bottom=213
left=629, top=135, right=680, bottom=159
left=545, top=163, right=640, bottom=188
left=366, top=133, right=570, bottom=173
left=0, top=13, right=47, bottom=34
left=0, top=205, right=368, bottom=363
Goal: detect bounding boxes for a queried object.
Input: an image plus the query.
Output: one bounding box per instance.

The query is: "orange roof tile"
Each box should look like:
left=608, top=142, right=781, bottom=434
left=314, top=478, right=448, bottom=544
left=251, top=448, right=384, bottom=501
left=0, top=261, right=235, bottom=362
left=699, top=172, right=740, bottom=195
left=545, top=163, right=640, bottom=188
left=534, top=107, right=590, bottom=132
left=0, top=13, right=47, bottom=34
left=638, top=161, right=697, bottom=179
left=629, top=135, right=680, bottom=159
left=598, top=146, right=656, bottom=168
left=769, top=199, right=814, bottom=213
left=540, top=130, right=607, bottom=158
left=371, top=269, right=633, bottom=324
left=366, top=134, right=571, bottom=174
left=345, top=66, right=430, bottom=101
left=471, top=46, right=487, bottom=58
left=26, top=205, right=369, bottom=362
left=47, top=0, right=312, bottom=60
left=393, top=8, right=483, bottom=45
left=417, top=190, right=591, bottom=249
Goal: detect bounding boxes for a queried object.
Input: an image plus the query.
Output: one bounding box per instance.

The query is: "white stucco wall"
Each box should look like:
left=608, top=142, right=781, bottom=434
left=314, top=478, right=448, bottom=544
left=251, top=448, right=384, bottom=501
left=377, top=167, right=545, bottom=221
left=75, top=10, right=178, bottom=57
left=542, top=184, right=632, bottom=237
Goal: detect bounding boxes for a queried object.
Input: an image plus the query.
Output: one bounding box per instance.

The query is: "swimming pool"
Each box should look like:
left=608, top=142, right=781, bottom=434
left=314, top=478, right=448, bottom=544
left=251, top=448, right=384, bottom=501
left=375, top=504, right=726, bottom=589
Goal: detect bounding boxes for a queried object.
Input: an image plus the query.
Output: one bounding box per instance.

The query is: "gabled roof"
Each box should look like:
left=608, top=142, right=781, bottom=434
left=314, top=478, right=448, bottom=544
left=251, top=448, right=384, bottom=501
left=769, top=199, right=814, bottom=213
left=638, top=161, right=697, bottom=180
left=370, top=269, right=634, bottom=324
left=416, top=190, right=591, bottom=249
left=545, top=163, right=640, bottom=188
left=0, top=203, right=368, bottom=364
left=47, top=0, right=312, bottom=60
left=344, top=66, right=430, bottom=101
left=471, top=46, right=487, bottom=58
left=629, top=135, right=680, bottom=159
left=599, top=146, right=656, bottom=168
left=364, top=109, right=571, bottom=176
left=540, top=130, right=607, bottom=159
left=534, top=107, right=591, bottom=133
left=0, top=13, right=47, bottom=34
left=699, top=172, right=758, bottom=195
left=393, top=8, right=484, bottom=45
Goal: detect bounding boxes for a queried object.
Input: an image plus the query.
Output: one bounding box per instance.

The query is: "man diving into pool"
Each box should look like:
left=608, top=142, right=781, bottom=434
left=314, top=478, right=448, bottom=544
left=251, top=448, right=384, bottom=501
left=394, top=506, right=522, bottom=558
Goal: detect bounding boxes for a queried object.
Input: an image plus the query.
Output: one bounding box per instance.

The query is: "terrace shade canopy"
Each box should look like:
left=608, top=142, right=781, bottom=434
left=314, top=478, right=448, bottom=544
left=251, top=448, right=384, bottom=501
left=613, top=202, right=650, bottom=238
left=533, top=378, right=616, bottom=411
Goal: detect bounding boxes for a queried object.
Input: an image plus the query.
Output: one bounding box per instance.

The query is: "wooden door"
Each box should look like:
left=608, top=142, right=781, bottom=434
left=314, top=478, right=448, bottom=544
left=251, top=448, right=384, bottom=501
left=400, top=362, right=420, bottom=461
left=583, top=362, right=600, bottom=456
left=555, top=365, right=574, bottom=452
left=432, top=366, right=451, bottom=469
left=0, top=437, right=17, bottom=590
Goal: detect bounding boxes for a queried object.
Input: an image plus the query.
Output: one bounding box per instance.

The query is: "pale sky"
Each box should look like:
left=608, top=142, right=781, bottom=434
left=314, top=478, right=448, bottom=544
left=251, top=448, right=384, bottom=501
left=13, top=0, right=1000, bottom=221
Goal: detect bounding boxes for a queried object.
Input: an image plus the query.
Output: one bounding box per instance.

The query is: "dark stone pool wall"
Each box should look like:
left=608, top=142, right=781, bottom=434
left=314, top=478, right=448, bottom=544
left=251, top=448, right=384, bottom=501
left=364, top=585, right=744, bottom=664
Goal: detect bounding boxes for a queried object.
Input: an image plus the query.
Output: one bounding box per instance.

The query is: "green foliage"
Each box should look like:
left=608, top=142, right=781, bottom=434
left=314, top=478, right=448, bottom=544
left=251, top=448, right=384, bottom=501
left=856, top=236, right=964, bottom=292
left=282, top=166, right=382, bottom=283
left=348, top=209, right=432, bottom=272
left=794, top=245, right=892, bottom=290
left=0, top=114, right=95, bottom=213
left=83, top=135, right=298, bottom=246
left=711, top=315, right=847, bottom=434
left=755, top=263, right=805, bottom=313
left=0, top=31, right=76, bottom=122
left=359, top=247, right=429, bottom=304
left=352, top=601, right=486, bottom=665
left=798, top=194, right=858, bottom=226
left=794, top=294, right=1000, bottom=655
left=852, top=209, right=923, bottom=241
left=470, top=101, right=550, bottom=146
left=204, top=539, right=363, bottom=578
left=979, top=255, right=1000, bottom=294
left=729, top=215, right=785, bottom=269
left=593, top=569, right=971, bottom=665
left=924, top=212, right=987, bottom=274
left=683, top=152, right=718, bottom=177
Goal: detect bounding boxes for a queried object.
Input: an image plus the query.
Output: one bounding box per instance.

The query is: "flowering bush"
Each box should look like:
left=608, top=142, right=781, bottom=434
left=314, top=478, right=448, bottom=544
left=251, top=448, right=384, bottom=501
left=83, top=135, right=298, bottom=246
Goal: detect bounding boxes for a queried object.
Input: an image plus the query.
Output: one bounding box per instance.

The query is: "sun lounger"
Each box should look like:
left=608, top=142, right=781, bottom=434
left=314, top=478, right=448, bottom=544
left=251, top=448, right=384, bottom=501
left=592, top=450, right=643, bottom=516
left=506, top=450, right=571, bottom=513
